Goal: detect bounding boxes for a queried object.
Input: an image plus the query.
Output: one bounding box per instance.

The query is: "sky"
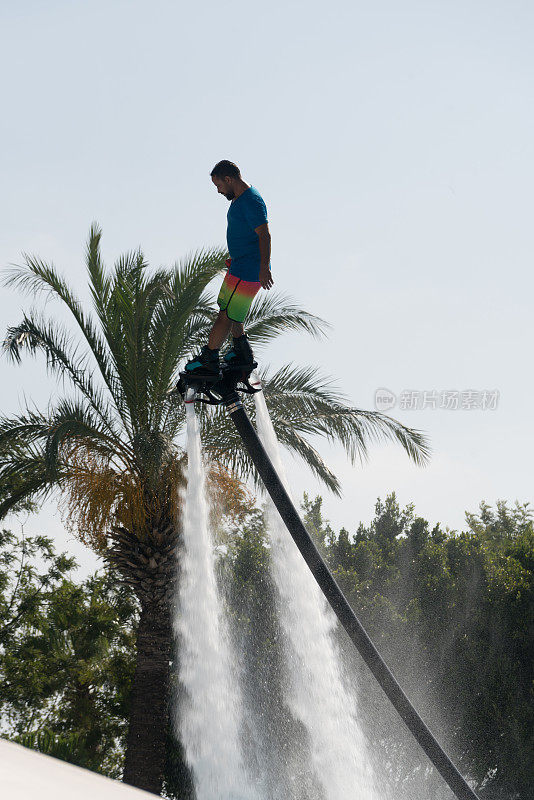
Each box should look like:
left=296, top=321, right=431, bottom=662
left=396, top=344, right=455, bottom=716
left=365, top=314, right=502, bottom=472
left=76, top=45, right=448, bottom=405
left=1, top=0, right=533, bottom=575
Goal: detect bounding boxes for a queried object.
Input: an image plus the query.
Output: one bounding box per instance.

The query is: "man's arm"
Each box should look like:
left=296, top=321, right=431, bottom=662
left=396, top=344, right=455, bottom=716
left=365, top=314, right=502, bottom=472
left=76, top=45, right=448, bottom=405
left=255, top=223, right=273, bottom=289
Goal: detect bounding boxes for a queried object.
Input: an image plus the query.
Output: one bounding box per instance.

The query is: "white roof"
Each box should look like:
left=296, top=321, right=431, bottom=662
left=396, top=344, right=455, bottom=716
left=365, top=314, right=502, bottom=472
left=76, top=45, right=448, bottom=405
left=0, top=739, right=155, bottom=799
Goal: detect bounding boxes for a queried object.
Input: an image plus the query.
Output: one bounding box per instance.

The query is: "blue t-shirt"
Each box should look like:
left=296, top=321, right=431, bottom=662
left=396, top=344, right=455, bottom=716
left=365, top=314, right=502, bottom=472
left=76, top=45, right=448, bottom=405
left=226, top=185, right=270, bottom=281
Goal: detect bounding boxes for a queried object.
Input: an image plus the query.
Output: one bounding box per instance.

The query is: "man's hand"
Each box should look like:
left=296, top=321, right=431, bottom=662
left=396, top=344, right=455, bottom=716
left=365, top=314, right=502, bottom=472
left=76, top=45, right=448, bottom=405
left=259, top=264, right=273, bottom=290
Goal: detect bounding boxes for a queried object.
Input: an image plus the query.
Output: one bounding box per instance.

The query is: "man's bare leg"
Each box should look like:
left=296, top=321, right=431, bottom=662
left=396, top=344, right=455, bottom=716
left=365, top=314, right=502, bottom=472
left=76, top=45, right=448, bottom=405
left=230, top=321, right=244, bottom=338
left=207, top=309, right=233, bottom=350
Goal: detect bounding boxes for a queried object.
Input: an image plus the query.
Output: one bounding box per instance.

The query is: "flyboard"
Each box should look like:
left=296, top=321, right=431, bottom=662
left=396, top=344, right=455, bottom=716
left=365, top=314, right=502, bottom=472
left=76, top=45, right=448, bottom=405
left=174, top=360, right=261, bottom=406
left=175, top=363, right=480, bottom=800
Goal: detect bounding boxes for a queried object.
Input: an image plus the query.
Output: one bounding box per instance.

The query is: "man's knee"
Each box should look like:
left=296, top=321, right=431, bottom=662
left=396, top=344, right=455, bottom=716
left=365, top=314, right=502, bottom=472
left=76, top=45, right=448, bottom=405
left=215, top=309, right=232, bottom=330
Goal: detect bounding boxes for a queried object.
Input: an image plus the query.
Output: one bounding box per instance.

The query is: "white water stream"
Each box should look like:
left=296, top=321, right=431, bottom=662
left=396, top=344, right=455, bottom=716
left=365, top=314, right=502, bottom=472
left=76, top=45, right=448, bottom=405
left=175, top=393, right=380, bottom=799
left=174, top=403, right=255, bottom=800
left=253, top=390, right=379, bottom=800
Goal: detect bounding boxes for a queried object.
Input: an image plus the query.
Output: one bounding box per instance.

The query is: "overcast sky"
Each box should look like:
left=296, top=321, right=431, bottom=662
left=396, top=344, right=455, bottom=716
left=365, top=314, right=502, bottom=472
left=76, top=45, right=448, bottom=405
left=1, top=0, right=532, bottom=575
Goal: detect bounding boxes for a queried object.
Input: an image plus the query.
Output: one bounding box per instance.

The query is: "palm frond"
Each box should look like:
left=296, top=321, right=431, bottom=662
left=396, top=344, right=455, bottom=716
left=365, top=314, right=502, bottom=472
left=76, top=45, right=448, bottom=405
left=200, top=403, right=257, bottom=484
left=200, top=362, right=431, bottom=498
left=147, top=249, right=227, bottom=426
left=0, top=409, right=51, bottom=450
left=260, top=364, right=432, bottom=468
left=43, top=398, right=133, bottom=478
left=85, top=222, right=111, bottom=323
left=0, top=399, right=132, bottom=492
left=84, top=243, right=172, bottom=435
left=3, top=250, right=127, bottom=423
left=0, top=444, right=54, bottom=519
left=199, top=399, right=340, bottom=495
left=269, top=424, right=341, bottom=494
left=244, top=291, right=330, bottom=348
left=4, top=313, right=119, bottom=438
left=161, top=401, right=186, bottom=441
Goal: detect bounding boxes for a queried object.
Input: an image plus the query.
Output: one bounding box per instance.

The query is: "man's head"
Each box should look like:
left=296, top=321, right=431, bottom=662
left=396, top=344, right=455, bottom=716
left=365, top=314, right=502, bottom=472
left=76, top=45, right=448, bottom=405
left=211, top=160, right=241, bottom=201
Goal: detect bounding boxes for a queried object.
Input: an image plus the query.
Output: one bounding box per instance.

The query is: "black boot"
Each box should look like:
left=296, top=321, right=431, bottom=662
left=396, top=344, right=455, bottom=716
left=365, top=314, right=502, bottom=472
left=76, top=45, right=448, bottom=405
left=184, top=345, right=222, bottom=379
left=223, top=334, right=254, bottom=368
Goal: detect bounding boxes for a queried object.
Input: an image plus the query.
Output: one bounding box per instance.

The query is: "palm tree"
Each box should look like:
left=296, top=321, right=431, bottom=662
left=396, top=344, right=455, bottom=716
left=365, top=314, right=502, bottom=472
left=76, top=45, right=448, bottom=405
left=1, top=224, right=431, bottom=795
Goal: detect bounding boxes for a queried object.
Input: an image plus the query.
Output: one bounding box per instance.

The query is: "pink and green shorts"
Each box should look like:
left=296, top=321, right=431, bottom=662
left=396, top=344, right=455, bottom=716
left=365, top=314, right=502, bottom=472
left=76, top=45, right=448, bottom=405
left=217, top=272, right=261, bottom=323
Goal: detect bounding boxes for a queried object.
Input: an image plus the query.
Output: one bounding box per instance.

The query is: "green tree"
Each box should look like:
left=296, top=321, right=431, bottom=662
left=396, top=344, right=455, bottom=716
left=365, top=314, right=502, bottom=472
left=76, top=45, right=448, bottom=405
left=0, top=225, right=430, bottom=794
left=0, top=529, right=137, bottom=777
left=0, top=526, right=75, bottom=649
left=318, top=494, right=534, bottom=799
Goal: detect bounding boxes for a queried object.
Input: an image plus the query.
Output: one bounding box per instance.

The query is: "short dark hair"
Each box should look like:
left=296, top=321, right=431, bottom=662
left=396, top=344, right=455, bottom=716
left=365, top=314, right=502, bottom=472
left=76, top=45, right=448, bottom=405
left=210, top=160, right=241, bottom=180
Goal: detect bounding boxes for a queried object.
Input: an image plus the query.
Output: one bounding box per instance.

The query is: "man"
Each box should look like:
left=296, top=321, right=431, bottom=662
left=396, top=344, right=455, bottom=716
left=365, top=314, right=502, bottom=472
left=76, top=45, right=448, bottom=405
left=184, top=160, right=273, bottom=379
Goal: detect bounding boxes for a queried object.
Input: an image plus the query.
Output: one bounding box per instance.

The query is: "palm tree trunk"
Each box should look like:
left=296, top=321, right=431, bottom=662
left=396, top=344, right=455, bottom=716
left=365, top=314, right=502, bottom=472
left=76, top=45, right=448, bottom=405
left=123, top=599, right=172, bottom=794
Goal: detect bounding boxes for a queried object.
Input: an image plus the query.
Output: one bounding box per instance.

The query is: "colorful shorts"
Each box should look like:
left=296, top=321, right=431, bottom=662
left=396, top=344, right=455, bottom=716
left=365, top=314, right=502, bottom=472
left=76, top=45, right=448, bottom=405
left=217, top=271, right=261, bottom=323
